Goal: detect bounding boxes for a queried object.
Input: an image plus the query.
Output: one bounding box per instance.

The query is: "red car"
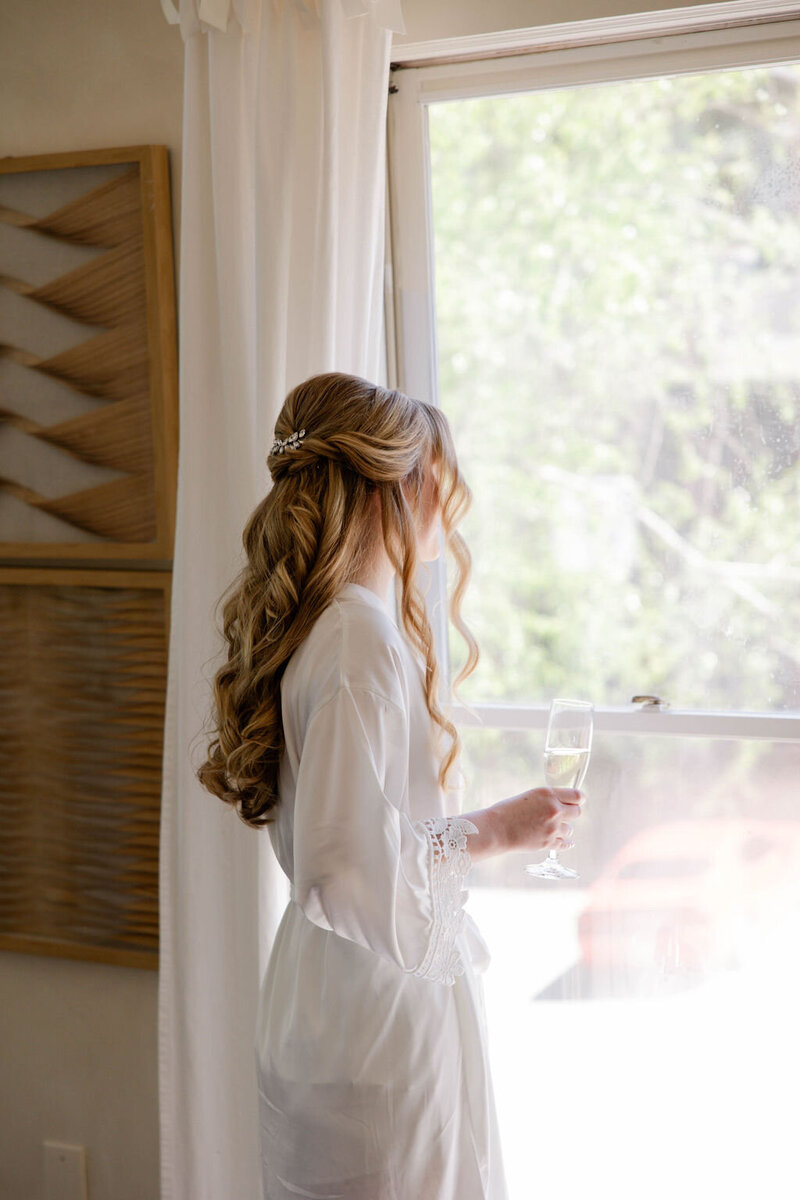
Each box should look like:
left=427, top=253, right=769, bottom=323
left=577, top=819, right=800, bottom=974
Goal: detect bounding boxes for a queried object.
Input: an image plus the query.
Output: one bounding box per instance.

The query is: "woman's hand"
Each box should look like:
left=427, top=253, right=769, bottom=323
left=461, top=787, right=584, bottom=862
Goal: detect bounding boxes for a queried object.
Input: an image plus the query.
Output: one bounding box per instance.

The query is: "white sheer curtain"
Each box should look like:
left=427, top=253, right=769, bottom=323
left=157, top=2, right=404, bottom=1196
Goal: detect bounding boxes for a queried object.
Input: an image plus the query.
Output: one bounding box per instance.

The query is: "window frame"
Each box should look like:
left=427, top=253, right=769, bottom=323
left=385, top=13, right=800, bottom=744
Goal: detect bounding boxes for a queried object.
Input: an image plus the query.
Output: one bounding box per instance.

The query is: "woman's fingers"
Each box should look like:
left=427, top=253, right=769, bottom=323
left=556, top=819, right=575, bottom=848
left=553, top=788, right=585, bottom=811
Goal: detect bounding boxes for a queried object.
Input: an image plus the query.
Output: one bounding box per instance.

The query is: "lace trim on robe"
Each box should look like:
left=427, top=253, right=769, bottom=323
left=413, top=816, right=480, bottom=986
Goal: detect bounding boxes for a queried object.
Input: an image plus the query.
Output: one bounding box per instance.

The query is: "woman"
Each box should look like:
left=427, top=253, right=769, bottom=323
left=197, top=372, right=583, bottom=1199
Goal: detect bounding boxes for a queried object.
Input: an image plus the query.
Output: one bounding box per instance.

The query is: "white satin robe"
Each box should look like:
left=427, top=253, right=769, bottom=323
left=254, top=581, right=508, bottom=1200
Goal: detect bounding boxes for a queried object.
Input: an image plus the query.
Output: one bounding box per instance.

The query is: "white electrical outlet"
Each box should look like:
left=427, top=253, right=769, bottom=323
left=43, top=1141, right=89, bottom=1200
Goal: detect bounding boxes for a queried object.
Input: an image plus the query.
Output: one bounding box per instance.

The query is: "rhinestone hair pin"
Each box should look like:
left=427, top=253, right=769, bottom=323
left=270, top=428, right=306, bottom=455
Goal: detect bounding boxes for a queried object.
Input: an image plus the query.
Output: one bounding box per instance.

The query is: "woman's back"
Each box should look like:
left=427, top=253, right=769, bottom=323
left=255, top=580, right=506, bottom=1199
left=268, top=581, right=443, bottom=882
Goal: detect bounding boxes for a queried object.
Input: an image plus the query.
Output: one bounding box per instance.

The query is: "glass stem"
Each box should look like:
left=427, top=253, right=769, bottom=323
left=548, top=849, right=559, bottom=861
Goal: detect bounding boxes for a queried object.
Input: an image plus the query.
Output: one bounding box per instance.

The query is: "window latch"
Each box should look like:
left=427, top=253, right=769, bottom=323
left=631, top=694, right=669, bottom=709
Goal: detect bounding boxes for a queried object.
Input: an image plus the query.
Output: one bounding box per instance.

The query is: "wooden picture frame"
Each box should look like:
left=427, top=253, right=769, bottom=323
left=0, top=145, right=178, bottom=564
left=0, top=567, right=171, bottom=969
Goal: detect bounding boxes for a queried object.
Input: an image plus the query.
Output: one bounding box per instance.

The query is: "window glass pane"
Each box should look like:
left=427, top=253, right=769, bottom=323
left=459, top=726, right=800, bottom=1195
left=462, top=726, right=800, bottom=890
left=429, top=64, right=800, bottom=711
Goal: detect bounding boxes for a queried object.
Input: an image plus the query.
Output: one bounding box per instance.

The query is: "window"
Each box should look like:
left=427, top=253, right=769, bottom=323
left=388, top=15, right=800, bottom=1198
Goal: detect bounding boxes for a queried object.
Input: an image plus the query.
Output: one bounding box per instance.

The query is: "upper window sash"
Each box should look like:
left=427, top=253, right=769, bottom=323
left=387, top=16, right=800, bottom=405
left=387, top=18, right=800, bottom=738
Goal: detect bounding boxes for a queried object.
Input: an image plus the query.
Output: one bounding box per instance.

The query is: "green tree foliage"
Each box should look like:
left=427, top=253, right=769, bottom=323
left=429, top=65, right=800, bottom=715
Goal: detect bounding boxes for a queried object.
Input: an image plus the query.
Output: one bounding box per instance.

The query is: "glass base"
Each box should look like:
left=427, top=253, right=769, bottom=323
left=525, top=857, right=579, bottom=880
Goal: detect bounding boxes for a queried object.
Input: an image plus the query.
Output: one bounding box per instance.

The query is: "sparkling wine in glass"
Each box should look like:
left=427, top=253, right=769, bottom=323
left=525, top=698, right=593, bottom=881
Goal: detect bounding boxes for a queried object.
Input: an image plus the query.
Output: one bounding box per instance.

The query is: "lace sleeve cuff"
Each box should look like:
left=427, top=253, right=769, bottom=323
left=413, top=816, right=480, bottom=986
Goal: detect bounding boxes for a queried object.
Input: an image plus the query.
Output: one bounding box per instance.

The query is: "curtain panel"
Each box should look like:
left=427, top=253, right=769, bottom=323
left=157, top=2, right=403, bottom=1195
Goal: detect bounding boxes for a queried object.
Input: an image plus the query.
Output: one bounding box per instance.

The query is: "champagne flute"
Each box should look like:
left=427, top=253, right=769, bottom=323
left=525, top=698, right=593, bottom=881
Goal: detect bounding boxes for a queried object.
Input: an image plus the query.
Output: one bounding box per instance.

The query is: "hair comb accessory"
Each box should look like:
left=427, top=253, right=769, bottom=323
left=271, top=428, right=306, bottom=455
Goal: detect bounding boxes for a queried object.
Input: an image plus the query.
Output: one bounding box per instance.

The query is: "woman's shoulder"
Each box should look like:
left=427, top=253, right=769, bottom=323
left=282, top=583, right=410, bottom=720
left=334, top=585, right=411, bottom=705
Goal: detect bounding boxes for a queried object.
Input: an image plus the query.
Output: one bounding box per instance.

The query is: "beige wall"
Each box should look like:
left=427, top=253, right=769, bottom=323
left=395, top=0, right=714, bottom=42
left=0, top=3, right=183, bottom=1198
left=0, top=1, right=736, bottom=1198
left=0, top=0, right=184, bottom=269
left=0, top=954, right=161, bottom=1200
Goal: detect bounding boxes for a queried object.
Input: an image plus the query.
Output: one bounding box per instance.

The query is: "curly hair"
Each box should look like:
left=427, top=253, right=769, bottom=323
left=195, top=371, right=479, bottom=829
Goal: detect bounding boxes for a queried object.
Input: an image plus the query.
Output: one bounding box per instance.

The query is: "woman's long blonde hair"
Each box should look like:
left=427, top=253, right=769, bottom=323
left=196, top=372, right=478, bottom=829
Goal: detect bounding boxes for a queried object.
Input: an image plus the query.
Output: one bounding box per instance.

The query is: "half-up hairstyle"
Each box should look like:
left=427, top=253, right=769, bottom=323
left=196, top=371, right=479, bottom=829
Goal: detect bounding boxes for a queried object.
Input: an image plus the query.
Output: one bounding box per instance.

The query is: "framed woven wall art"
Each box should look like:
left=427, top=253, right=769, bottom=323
left=0, top=144, right=177, bottom=563
left=0, top=568, right=170, bottom=968
left=0, top=146, right=178, bottom=968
